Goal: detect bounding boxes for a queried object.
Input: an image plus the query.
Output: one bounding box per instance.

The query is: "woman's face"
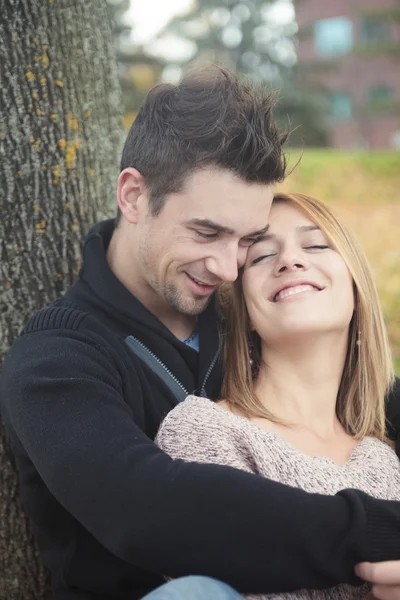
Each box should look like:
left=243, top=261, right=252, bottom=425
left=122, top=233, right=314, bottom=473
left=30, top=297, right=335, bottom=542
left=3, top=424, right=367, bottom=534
left=243, top=201, right=355, bottom=345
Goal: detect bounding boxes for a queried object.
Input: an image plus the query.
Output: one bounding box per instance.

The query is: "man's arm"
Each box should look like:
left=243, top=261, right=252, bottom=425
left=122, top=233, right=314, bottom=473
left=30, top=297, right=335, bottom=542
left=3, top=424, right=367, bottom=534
left=385, top=377, right=400, bottom=453
left=2, top=325, right=400, bottom=596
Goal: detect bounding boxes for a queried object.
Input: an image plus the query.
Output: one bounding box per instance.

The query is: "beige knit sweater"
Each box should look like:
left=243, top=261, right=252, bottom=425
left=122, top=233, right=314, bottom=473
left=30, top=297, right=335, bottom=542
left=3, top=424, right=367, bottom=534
left=156, top=395, right=400, bottom=600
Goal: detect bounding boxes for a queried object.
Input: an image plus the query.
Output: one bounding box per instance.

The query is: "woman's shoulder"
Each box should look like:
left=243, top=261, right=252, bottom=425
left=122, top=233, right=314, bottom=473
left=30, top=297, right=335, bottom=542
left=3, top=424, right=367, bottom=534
left=159, top=395, right=240, bottom=431
left=155, top=396, right=257, bottom=470
left=156, top=395, right=256, bottom=451
left=361, top=437, right=400, bottom=468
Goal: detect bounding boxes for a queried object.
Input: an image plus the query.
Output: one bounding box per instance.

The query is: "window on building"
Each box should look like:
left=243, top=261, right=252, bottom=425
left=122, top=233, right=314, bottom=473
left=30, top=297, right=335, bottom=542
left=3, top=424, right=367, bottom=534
left=329, top=92, right=352, bottom=119
left=361, top=17, right=390, bottom=45
left=368, top=85, right=396, bottom=113
left=314, top=17, right=353, bottom=57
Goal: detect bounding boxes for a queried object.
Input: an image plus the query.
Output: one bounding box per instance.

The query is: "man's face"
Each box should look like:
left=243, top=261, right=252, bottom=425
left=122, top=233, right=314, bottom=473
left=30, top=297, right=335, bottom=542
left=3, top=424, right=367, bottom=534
left=133, top=168, right=274, bottom=316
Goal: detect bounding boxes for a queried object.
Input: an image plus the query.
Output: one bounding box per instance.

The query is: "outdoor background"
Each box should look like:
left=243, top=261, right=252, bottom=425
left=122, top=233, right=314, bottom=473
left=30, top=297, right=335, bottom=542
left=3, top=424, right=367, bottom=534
left=108, top=0, right=400, bottom=371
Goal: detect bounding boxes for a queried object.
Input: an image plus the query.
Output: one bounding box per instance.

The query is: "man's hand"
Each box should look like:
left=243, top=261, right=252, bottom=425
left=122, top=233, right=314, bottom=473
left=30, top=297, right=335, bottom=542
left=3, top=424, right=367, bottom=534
left=356, top=561, right=400, bottom=600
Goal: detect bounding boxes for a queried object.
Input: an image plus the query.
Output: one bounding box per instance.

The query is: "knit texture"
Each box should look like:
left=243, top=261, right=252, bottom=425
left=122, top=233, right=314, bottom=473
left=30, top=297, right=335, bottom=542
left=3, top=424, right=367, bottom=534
left=156, top=396, right=400, bottom=600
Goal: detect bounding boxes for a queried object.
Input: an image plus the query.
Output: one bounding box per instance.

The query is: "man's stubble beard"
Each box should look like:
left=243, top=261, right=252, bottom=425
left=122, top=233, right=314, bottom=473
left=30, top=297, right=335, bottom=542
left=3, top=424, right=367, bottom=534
left=139, top=242, right=212, bottom=316
left=163, top=280, right=212, bottom=316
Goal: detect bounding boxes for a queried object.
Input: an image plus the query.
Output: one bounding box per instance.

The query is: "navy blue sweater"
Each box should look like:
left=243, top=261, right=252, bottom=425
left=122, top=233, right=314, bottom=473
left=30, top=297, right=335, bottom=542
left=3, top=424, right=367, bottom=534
left=2, top=219, right=400, bottom=600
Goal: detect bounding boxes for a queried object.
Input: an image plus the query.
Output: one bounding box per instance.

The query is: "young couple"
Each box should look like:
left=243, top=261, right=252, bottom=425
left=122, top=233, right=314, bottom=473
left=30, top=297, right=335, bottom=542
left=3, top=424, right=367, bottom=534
left=1, top=66, right=400, bottom=600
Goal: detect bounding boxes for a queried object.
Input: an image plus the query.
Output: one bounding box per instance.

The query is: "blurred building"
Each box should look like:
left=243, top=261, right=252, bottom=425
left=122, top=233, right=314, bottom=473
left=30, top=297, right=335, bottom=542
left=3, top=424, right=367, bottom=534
left=295, top=0, right=400, bottom=149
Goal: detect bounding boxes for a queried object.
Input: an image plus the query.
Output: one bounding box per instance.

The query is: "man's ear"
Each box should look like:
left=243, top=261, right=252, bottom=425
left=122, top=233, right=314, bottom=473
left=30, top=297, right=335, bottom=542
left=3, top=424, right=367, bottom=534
left=117, top=168, right=146, bottom=224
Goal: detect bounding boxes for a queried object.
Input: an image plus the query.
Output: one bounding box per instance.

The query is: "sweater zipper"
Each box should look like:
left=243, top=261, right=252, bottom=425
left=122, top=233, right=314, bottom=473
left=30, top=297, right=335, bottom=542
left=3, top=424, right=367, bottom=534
left=200, top=346, right=221, bottom=398
left=128, top=336, right=189, bottom=396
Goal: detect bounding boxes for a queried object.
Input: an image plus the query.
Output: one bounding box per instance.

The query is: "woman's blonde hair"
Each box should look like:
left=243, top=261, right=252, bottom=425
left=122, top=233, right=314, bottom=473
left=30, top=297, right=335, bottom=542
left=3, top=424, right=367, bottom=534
left=219, top=192, right=394, bottom=441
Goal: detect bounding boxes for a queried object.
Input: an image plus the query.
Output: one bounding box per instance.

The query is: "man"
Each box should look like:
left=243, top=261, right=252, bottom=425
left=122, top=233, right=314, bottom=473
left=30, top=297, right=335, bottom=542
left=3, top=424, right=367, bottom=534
left=1, top=66, right=400, bottom=600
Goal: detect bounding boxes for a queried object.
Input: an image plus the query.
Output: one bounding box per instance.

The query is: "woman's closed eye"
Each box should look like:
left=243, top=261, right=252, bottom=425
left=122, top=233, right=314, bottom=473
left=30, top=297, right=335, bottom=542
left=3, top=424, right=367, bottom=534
left=249, top=244, right=329, bottom=266
left=251, top=252, right=277, bottom=265
left=305, top=245, right=329, bottom=251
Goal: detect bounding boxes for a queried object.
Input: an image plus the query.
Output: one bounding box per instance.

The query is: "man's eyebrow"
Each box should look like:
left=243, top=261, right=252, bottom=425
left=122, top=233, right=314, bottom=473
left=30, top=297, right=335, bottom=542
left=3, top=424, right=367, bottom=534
left=184, top=219, right=269, bottom=238
left=184, top=218, right=234, bottom=234
left=251, top=225, right=320, bottom=245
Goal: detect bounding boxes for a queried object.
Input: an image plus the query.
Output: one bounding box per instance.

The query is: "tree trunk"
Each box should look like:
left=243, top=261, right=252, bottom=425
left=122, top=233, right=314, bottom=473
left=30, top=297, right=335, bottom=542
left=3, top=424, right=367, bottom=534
left=0, top=1, right=125, bottom=597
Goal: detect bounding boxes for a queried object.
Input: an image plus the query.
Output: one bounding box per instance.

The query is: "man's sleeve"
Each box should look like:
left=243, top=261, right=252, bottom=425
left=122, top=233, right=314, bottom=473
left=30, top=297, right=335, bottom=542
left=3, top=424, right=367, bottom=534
left=385, top=377, right=400, bottom=453
left=2, top=325, right=400, bottom=596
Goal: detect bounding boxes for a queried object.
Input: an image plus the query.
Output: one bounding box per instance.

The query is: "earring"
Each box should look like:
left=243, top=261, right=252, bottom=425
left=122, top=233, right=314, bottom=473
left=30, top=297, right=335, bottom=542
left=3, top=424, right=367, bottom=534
left=356, top=330, right=361, bottom=346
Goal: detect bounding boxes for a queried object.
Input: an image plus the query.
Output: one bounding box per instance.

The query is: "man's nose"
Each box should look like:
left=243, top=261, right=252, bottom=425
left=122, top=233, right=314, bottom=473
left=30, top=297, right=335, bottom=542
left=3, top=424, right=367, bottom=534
left=205, top=247, right=239, bottom=283
left=237, top=245, right=248, bottom=269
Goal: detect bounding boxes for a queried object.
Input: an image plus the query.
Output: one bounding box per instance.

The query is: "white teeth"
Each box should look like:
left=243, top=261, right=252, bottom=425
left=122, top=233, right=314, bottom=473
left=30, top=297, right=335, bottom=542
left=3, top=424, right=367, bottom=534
left=191, top=276, right=206, bottom=286
left=188, top=274, right=215, bottom=287
left=275, top=284, right=318, bottom=302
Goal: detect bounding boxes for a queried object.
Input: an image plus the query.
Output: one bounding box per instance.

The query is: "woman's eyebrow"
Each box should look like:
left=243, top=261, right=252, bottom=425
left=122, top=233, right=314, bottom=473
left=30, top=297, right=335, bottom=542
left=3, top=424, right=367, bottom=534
left=253, top=225, right=320, bottom=244
left=252, top=232, right=274, bottom=244
left=297, top=225, right=320, bottom=233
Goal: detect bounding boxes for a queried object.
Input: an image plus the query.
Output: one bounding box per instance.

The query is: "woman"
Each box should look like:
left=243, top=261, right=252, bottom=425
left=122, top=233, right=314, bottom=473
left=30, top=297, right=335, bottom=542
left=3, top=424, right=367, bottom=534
left=156, top=193, right=400, bottom=599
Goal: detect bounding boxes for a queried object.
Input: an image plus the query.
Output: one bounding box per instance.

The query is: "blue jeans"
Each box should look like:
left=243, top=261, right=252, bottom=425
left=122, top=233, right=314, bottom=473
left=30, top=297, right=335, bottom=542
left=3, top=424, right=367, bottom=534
left=141, top=576, right=242, bottom=599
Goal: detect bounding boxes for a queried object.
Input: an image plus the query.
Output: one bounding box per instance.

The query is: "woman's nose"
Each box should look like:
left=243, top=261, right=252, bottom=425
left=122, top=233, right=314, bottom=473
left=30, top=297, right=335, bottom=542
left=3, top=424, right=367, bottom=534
left=274, top=247, right=308, bottom=275
left=278, top=261, right=305, bottom=273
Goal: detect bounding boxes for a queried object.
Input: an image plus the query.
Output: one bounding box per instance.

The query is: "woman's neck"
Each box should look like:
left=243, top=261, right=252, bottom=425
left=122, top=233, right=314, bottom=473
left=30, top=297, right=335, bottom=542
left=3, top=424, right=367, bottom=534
left=254, top=332, right=348, bottom=437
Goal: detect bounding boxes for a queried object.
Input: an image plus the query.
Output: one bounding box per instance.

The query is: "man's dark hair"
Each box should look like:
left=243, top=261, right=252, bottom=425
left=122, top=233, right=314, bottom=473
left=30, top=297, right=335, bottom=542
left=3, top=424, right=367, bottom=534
left=119, top=64, right=287, bottom=218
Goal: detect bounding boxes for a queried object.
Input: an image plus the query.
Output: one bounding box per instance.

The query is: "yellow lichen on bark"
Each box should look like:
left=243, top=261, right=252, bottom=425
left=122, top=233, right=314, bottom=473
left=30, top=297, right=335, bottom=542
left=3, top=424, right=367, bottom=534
left=65, top=141, right=81, bottom=169
left=68, top=112, right=79, bottom=131
left=41, top=45, right=49, bottom=68
left=57, top=139, right=81, bottom=170
left=52, top=164, right=61, bottom=184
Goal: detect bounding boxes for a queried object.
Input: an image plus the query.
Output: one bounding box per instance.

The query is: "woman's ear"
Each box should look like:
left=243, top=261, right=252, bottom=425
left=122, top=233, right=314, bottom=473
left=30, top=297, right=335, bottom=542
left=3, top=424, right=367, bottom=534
left=117, top=168, right=146, bottom=224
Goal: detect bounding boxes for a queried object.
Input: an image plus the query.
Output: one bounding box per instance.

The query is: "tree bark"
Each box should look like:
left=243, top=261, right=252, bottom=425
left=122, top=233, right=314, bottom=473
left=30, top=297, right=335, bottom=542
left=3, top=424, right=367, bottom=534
left=0, top=1, right=125, bottom=597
